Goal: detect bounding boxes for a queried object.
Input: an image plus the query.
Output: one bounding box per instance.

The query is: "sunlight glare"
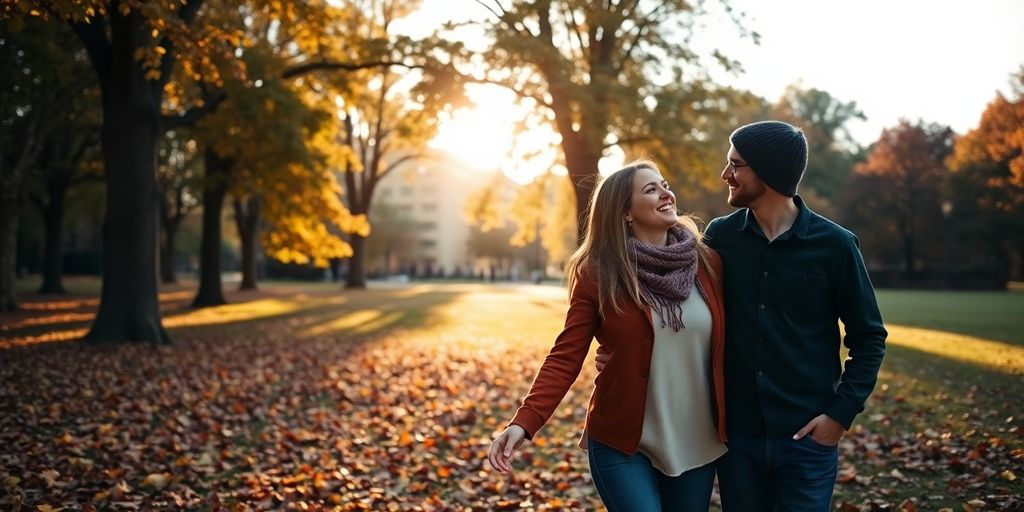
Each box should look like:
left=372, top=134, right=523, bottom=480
left=430, top=85, right=561, bottom=185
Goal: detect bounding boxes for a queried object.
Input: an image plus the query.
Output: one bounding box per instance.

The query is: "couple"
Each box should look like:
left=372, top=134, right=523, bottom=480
left=487, top=121, right=888, bottom=511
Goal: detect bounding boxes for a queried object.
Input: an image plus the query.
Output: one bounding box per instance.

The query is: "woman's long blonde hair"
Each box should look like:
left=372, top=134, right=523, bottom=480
left=564, top=161, right=714, bottom=318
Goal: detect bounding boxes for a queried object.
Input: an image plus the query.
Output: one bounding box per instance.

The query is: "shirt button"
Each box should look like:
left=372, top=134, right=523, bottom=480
left=760, top=304, right=766, bottom=310
left=763, top=271, right=768, bottom=277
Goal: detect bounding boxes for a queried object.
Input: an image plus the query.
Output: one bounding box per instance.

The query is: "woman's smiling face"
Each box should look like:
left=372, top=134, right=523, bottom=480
left=627, top=166, right=677, bottom=241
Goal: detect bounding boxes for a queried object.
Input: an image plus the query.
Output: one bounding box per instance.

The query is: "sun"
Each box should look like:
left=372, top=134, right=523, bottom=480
left=429, top=84, right=563, bottom=184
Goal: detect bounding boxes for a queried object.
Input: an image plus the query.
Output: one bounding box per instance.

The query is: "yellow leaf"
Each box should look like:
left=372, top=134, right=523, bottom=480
left=1003, top=469, right=1018, bottom=481
left=142, top=472, right=171, bottom=490
left=92, top=491, right=110, bottom=502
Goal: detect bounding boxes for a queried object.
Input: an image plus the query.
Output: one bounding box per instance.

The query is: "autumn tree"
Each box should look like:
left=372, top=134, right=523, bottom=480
left=0, top=0, right=243, bottom=341
left=506, top=172, right=577, bottom=271
left=945, top=69, right=1024, bottom=281
left=0, top=18, right=89, bottom=310
left=841, top=120, right=954, bottom=275
left=471, top=0, right=749, bottom=242
left=329, top=0, right=462, bottom=289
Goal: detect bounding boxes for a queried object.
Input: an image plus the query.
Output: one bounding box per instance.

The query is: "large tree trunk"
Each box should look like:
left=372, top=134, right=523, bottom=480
left=38, top=182, right=68, bottom=294
left=193, top=149, right=229, bottom=307
left=233, top=196, right=261, bottom=291
left=74, top=6, right=206, bottom=344
left=85, top=81, right=168, bottom=343
left=345, top=234, right=368, bottom=289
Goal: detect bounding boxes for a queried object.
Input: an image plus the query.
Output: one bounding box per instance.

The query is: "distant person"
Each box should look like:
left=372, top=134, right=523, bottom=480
left=705, top=121, right=887, bottom=511
left=487, top=161, right=728, bottom=510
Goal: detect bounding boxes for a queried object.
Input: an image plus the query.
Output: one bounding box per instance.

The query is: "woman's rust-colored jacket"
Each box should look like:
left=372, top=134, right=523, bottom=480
left=509, top=250, right=727, bottom=455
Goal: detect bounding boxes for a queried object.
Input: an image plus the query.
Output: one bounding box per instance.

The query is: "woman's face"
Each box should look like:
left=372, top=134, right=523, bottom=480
left=627, top=167, right=677, bottom=240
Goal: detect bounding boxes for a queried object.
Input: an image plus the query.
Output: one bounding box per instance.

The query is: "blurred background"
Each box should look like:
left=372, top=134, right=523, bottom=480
left=3, top=0, right=1023, bottom=313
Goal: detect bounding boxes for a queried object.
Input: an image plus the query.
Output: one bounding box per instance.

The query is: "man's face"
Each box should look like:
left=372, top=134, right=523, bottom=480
left=721, top=145, right=768, bottom=208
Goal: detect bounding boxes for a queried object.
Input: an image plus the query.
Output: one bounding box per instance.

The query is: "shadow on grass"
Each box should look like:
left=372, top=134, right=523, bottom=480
left=866, top=344, right=1023, bottom=442
left=0, top=285, right=464, bottom=350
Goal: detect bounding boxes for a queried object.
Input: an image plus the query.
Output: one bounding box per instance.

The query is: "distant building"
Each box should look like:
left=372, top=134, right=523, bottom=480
left=368, top=152, right=512, bottom=279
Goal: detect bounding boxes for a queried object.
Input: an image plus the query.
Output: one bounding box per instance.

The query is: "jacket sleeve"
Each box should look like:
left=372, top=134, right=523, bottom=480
left=824, top=234, right=888, bottom=429
left=509, top=269, right=601, bottom=439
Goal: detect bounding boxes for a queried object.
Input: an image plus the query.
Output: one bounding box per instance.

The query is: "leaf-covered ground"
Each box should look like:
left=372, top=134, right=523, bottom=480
left=1, top=280, right=1022, bottom=511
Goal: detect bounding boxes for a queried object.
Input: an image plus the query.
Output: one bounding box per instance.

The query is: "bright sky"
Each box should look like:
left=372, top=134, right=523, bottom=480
left=396, top=0, right=1024, bottom=183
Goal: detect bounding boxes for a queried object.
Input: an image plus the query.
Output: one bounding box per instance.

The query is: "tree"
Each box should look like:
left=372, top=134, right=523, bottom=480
left=1, top=18, right=87, bottom=310
left=157, top=133, right=200, bottom=284
left=332, top=0, right=457, bottom=289
left=506, top=172, right=576, bottom=271
left=29, top=114, right=101, bottom=294
left=10, top=0, right=388, bottom=339
left=774, top=86, right=865, bottom=203
left=5, top=0, right=233, bottom=342
left=472, top=0, right=748, bottom=242
left=841, top=120, right=954, bottom=275
left=945, top=69, right=1024, bottom=280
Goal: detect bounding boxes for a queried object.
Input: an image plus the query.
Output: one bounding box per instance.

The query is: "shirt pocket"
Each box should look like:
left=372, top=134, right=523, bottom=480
left=782, top=270, right=831, bottom=319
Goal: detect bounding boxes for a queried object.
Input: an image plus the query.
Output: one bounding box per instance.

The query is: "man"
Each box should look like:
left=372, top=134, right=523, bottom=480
left=596, top=120, right=886, bottom=510
left=705, top=120, right=887, bottom=511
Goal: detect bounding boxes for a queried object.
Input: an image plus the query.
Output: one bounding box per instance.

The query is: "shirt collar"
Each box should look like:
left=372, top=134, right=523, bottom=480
left=738, top=195, right=812, bottom=240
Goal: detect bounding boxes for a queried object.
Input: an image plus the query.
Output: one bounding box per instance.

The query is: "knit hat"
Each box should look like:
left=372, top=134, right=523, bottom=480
left=729, top=121, right=808, bottom=197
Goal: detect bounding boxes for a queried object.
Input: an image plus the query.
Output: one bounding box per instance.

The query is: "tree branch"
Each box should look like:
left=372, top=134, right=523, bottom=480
left=282, top=60, right=421, bottom=80
left=162, top=92, right=227, bottom=132
left=69, top=15, right=112, bottom=83
left=464, top=76, right=553, bottom=109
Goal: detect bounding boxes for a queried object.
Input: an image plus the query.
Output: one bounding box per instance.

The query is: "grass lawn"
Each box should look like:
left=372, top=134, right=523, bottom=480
left=1, top=278, right=1022, bottom=510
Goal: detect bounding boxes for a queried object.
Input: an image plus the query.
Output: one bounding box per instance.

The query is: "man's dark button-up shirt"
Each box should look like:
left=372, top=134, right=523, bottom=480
left=705, top=196, right=887, bottom=438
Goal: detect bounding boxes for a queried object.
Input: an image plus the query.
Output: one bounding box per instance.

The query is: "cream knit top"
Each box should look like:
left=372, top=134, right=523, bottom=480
left=638, top=283, right=728, bottom=476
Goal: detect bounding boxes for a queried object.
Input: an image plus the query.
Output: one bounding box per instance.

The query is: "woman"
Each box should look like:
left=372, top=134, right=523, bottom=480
left=487, top=161, right=728, bottom=510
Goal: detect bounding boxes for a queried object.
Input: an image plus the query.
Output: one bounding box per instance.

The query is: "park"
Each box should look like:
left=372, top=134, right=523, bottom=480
left=3, top=0, right=1024, bottom=510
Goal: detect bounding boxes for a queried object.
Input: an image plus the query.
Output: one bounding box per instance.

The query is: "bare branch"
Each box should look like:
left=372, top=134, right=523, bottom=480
left=463, top=76, right=553, bottom=109
left=282, top=60, right=421, bottom=79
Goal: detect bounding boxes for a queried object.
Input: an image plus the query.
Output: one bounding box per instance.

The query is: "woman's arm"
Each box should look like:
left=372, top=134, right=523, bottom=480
left=488, top=270, right=601, bottom=472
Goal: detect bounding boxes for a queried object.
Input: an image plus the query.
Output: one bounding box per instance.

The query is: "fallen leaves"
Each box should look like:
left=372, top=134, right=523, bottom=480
left=1, top=285, right=1022, bottom=510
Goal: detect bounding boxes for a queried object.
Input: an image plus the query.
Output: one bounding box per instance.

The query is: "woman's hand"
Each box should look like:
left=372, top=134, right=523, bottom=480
left=487, top=424, right=527, bottom=473
left=595, top=345, right=611, bottom=372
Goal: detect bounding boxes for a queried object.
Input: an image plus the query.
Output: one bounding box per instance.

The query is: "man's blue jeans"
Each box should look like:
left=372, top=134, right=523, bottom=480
left=717, top=433, right=839, bottom=512
left=587, top=437, right=718, bottom=512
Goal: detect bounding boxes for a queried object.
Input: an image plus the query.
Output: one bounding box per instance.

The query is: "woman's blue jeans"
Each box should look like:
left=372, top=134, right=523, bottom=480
left=587, top=437, right=717, bottom=512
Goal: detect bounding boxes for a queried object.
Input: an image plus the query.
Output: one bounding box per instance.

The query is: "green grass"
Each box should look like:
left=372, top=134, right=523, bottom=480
left=875, top=289, right=1024, bottom=345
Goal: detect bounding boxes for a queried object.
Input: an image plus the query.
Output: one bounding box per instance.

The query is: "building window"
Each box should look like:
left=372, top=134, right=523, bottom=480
left=421, top=203, right=437, bottom=212
left=419, top=239, right=437, bottom=249
left=418, top=222, right=437, bottom=231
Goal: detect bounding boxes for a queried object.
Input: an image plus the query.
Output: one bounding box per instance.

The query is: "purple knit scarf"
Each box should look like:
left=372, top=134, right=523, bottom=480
left=628, top=225, right=698, bottom=331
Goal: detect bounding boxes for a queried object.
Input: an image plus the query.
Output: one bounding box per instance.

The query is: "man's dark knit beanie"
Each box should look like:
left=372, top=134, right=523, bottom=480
left=729, top=121, right=808, bottom=197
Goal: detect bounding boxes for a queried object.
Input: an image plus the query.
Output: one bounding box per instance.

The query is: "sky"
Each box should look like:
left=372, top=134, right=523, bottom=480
left=396, top=0, right=1024, bottom=181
